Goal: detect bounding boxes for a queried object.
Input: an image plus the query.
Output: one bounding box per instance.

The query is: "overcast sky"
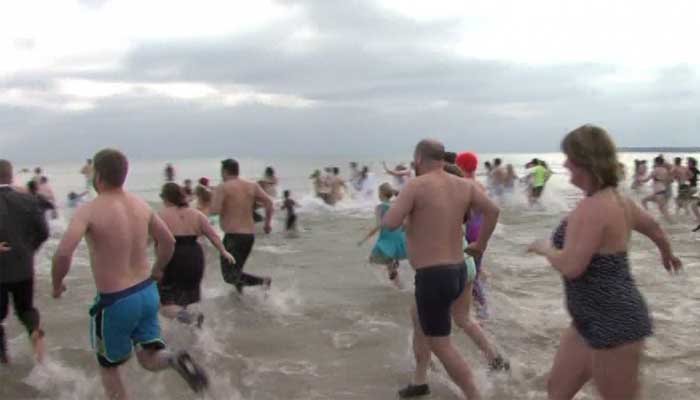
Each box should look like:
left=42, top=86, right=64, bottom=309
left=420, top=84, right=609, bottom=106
left=1, top=0, right=699, bottom=162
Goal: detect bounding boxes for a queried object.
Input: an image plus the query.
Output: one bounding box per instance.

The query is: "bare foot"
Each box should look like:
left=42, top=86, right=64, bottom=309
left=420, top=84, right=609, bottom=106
left=31, top=329, right=45, bottom=364
left=263, top=277, right=272, bottom=290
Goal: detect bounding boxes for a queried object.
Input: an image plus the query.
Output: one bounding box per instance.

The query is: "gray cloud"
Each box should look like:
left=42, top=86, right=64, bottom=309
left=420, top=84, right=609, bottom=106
left=2, top=0, right=699, bottom=163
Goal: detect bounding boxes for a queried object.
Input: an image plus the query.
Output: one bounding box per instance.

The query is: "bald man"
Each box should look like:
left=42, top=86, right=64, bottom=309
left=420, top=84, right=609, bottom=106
left=382, top=139, right=500, bottom=399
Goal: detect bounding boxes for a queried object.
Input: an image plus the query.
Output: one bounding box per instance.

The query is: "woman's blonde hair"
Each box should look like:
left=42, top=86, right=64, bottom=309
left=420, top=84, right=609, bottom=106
left=561, top=124, right=619, bottom=190
left=378, top=182, right=398, bottom=199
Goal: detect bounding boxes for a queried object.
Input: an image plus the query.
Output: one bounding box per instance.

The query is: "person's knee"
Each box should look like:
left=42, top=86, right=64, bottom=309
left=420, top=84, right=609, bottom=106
left=18, top=309, right=40, bottom=334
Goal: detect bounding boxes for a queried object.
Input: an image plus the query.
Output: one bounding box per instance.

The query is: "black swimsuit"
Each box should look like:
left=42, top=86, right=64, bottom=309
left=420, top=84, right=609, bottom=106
left=159, top=236, right=205, bottom=306
left=552, top=220, right=652, bottom=349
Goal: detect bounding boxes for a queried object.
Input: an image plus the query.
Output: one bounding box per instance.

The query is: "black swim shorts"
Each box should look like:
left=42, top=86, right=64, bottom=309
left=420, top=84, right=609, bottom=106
left=414, top=262, right=467, bottom=337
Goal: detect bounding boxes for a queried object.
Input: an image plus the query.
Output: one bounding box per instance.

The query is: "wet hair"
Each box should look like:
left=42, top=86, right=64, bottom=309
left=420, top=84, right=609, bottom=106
left=265, top=167, right=275, bottom=177
left=654, top=156, right=664, bottom=166
left=27, top=180, right=38, bottom=194
left=184, top=179, right=192, bottom=185
left=333, top=167, right=340, bottom=175
left=283, top=190, right=291, bottom=198
left=443, top=163, right=464, bottom=177
left=561, top=124, right=619, bottom=190
left=93, top=148, right=129, bottom=188
left=160, top=182, right=188, bottom=207
left=494, top=158, right=502, bottom=167
left=443, top=151, right=457, bottom=164
left=378, top=183, right=398, bottom=199
left=221, top=158, right=239, bottom=175
left=0, top=159, right=12, bottom=183
left=415, top=139, right=445, bottom=162
left=39, top=176, right=48, bottom=184
left=674, top=157, right=682, bottom=165
left=34, top=167, right=42, bottom=175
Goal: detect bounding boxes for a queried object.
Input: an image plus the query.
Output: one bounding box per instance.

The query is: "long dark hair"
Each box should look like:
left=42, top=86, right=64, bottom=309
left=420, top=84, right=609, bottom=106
left=160, top=182, right=189, bottom=207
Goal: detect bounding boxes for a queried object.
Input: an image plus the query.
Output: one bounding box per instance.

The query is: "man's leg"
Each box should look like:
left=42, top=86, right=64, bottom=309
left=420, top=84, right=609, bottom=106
left=428, top=336, right=481, bottom=400
left=11, top=279, right=43, bottom=363
left=100, top=365, right=129, bottom=400
left=0, top=284, right=9, bottom=363
left=411, top=304, right=431, bottom=385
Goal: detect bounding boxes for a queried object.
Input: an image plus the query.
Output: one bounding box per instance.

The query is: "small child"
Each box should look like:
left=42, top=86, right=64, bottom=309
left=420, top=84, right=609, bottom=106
left=358, top=183, right=407, bottom=288
left=282, top=190, right=298, bottom=234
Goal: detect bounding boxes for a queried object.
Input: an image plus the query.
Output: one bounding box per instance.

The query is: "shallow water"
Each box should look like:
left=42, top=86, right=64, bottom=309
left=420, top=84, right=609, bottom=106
left=2, top=154, right=699, bottom=399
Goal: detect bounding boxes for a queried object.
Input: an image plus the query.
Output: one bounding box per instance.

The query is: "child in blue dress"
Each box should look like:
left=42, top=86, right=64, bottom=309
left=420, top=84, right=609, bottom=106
left=358, top=183, right=407, bottom=288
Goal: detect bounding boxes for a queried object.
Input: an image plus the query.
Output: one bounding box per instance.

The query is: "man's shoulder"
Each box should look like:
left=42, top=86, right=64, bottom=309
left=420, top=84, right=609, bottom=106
left=2, top=189, right=39, bottom=208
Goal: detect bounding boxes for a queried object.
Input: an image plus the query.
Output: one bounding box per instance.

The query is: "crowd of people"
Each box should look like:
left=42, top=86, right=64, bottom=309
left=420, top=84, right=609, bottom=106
left=0, top=124, right=690, bottom=399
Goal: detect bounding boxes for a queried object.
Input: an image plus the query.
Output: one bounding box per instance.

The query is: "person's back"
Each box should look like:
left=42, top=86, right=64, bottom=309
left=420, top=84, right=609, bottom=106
left=84, top=192, right=153, bottom=292
left=219, top=178, right=258, bottom=234
left=403, top=171, right=473, bottom=268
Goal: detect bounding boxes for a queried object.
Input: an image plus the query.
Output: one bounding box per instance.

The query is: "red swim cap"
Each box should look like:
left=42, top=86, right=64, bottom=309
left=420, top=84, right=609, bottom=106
left=198, top=177, right=210, bottom=186
left=456, top=151, right=478, bottom=174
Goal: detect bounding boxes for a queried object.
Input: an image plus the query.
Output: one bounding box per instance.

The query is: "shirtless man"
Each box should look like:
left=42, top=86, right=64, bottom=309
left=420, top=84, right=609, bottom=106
left=330, top=167, right=347, bottom=204
left=51, top=149, right=208, bottom=400
left=489, top=158, right=508, bottom=197
left=642, top=156, right=673, bottom=223
left=672, top=157, right=692, bottom=213
left=212, top=158, right=273, bottom=293
left=382, top=140, right=500, bottom=399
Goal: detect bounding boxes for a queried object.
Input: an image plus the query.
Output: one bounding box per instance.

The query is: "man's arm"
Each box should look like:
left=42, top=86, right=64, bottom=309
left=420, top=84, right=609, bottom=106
left=51, top=204, right=89, bottom=297
left=466, top=182, right=500, bottom=257
left=254, top=184, right=274, bottom=234
left=628, top=198, right=682, bottom=273
left=210, top=183, right=225, bottom=215
left=149, top=212, right=175, bottom=281
left=381, top=181, right=415, bottom=230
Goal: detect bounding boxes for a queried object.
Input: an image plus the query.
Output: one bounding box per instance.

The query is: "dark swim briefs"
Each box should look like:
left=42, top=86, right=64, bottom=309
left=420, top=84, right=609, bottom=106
left=414, top=262, right=467, bottom=337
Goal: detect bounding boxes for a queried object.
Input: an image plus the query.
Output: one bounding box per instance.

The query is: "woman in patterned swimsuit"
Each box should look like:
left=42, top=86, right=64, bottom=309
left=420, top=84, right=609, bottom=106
left=528, top=125, right=682, bottom=400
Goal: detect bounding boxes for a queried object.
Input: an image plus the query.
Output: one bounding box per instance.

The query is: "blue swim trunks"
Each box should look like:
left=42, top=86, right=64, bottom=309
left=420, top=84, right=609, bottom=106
left=89, top=279, right=165, bottom=367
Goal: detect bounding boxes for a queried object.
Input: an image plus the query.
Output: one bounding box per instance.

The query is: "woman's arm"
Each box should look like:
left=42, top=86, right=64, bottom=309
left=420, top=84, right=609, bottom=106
left=529, top=201, right=603, bottom=279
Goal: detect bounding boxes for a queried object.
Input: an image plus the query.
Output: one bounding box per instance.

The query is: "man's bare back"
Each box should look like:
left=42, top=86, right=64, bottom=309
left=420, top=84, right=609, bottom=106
left=55, top=191, right=174, bottom=293
left=383, top=169, right=496, bottom=269
left=213, top=178, right=271, bottom=234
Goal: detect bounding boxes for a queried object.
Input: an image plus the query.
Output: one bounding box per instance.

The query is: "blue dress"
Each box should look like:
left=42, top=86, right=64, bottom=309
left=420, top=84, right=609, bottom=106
left=370, top=202, right=407, bottom=264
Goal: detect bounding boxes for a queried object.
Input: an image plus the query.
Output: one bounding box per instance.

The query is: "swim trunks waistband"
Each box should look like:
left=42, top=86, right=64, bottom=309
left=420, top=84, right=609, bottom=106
left=98, top=279, right=154, bottom=307
left=415, top=262, right=467, bottom=276
left=174, top=235, right=198, bottom=245
left=224, top=233, right=255, bottom=239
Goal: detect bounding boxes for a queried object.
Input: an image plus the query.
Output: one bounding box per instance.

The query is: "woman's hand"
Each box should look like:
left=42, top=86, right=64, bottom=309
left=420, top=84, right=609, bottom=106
left=527, top=239, right=551, bottom=256
left=222, top=251, right=236, bottom=265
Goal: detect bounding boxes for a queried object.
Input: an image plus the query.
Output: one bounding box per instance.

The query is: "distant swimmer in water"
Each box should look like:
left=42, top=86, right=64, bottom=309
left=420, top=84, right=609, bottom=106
left=52, top=149, right=209, bottom=399
left=383, top=139, right=499, bottom=400
left=349, top=162, right=363, bottom=191
left=528, top=124, right=681, bottom=400
left=641, top=156, right=673, bottom=223
left=281, top=190, right=299, bottom=236
left=156, top=183, right=235, bottom=327
left=631, top=159, right=648, bottom=191
left=212, top=158, right=273, bottom=294
left=504, top=164, right=518, bottom=192
left=164, top=163, right=175, bottom=183
left=489, top=158, right=508, bottom=198
left=182, top=179, right=194, bottom=203
left=383, top=162, right=412, bottom=192
left=258, top=166, right=279, bottom=198
left=310, top=169, right=333, bottom=205
left=358, top=183, right=407, bottom=288
left=687, top=157, right=700, bottom=228
left=526, top=158, right=551, bottom=206
left=80, top=158, right=94, bottom=191
left=672, top=157, right=692, bottom=214
left=26, top=180, right=56, bottom=215
left=330, top=167, right=347, bottom=204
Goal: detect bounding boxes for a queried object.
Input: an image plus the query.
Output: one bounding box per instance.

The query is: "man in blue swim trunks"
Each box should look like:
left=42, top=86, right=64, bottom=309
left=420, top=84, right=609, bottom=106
left=383, top=139, right=500, bottom=399
left=52, top=149, right=208, bottom=399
